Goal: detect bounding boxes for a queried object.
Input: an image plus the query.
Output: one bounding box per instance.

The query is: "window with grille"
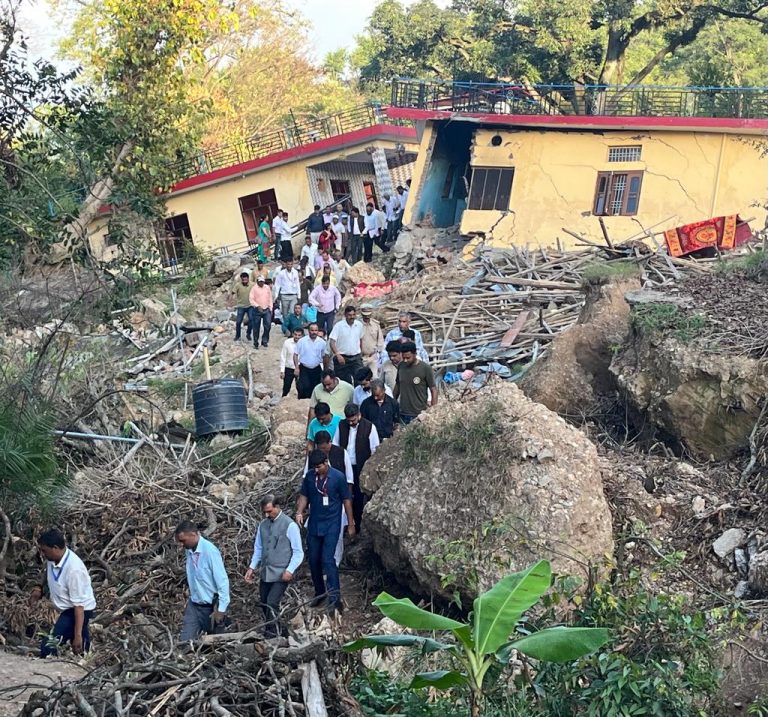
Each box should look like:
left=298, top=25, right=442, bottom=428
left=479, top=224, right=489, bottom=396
left=608, top=145, right=642, bottom=162
left=467, top=167, right=515, bottom=211
left=594, top=171, right=643, bottom=216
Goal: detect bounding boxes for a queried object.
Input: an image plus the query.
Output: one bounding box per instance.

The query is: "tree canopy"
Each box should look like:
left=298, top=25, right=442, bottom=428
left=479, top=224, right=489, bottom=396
left=352, top=0, right=768, bottom=89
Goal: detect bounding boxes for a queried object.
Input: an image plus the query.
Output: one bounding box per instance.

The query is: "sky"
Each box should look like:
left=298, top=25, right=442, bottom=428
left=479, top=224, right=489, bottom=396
left=17, top=0, right=448, bottom=64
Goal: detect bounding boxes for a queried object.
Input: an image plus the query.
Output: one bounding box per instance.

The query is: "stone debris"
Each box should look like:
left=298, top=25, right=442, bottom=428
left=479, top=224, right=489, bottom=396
left=713, top=528, right=747, bottom=559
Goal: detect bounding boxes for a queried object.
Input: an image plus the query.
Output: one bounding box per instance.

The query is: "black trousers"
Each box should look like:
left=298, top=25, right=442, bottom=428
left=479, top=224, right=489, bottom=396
left=260, top=580, right=289, bottom=638
left=352, top=464, right=367, bottom=532
left=334, top=353, right=362, bottom=386
left=363, top=233, right=388, bottom=262
left=297, top=364, right=322, bottom=399
left=282, top=371, right=296, bottom=397
left=317, top=310, right=335, bottom=336
left=40, top=608, right=94, bottom=657
left=280, top=239, right=294, bottom=260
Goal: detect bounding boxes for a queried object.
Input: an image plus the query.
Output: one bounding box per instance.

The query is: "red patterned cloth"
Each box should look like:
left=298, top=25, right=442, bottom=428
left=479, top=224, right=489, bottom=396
left=664, top=215, right=752, bottom=257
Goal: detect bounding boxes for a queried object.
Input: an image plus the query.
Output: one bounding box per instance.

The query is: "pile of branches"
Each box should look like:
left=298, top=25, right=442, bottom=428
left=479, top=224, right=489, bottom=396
left=1, top=447, right=362, bottom=714
left=14, top=615, right=362, bottom=717
left=375, top=242, right=708, bottom=371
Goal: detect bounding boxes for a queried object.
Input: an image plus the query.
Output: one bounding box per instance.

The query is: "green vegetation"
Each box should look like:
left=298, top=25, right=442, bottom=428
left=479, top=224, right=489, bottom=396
left=145, top=377, right=187, bottom=400
left=531, top=567, right=725, bottom=716
left=353, top=0, right=768, bottom=92
left=715, top=249, right=768, bottom=276
left=345, top=560, right=610, bottom=717
left=178, top=267, right=209, bottom=296
left=400, top=400, right=501, bottom=465
left=632, top=303, right=707, bottom=342
left=581, top=261, right=641, bottom=285
left=352, top=671, right=467, bottom=717
left=0, top=401, right=64, bottom=517
left=426, top=517, right=515, bottom=604
left=349, top=562, right=727, bottom=717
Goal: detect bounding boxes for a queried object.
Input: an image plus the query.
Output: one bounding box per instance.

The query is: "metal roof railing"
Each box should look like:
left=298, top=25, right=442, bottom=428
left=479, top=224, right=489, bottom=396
left=390, top=78, right=768, bottom=120
left=170, top=104, right=406, bottom=183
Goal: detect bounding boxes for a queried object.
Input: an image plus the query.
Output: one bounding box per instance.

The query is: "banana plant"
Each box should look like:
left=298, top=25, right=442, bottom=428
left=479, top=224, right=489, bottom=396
left=345, top=560, right=609, bottom=717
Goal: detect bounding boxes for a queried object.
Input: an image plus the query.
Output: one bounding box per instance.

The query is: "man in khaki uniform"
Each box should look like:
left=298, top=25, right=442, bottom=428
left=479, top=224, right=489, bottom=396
left=360, top=306, right=384, bottom=378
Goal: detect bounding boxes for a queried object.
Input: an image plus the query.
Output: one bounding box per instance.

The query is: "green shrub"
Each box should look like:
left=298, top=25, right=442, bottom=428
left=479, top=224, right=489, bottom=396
left=352, top=671, right=466, bottom=717
left=0, top=401, right=65, bottom=516
left=400, top=401, right=502, bottom=465
left=529, top=568, right=724, bottom=717
left=632, top=303, right=706, bottom=342
left=582, top=261, right=642, bottom=285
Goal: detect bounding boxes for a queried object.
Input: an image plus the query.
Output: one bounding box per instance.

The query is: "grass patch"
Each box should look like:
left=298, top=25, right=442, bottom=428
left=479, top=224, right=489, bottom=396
left=632, top=303, right=706, bottom=342
left=178, top=267, right=209, bottom=296
left=581, top=260, right=641, bottom=285
left=714, top=248, right=766, bottom=274
left=401, top=400, right=502, bottom=465
left=145, top=377, right=187, bottom=399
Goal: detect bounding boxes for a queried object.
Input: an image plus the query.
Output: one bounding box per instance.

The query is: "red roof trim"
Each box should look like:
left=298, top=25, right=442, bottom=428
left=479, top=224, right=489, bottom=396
left=170, top=124, right=418, bottom=194
left=386, top=107, right=768, bottom=133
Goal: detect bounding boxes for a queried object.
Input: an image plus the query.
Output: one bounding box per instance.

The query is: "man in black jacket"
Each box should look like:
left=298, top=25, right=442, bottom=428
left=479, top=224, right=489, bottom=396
left=361, top=379, right=400, bottom=440
left=332, top=403, right=379, bottom=532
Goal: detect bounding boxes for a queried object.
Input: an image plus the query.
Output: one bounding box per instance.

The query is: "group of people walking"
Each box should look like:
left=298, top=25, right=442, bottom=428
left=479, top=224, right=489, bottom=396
left=246, top=183, right=410, bottom=265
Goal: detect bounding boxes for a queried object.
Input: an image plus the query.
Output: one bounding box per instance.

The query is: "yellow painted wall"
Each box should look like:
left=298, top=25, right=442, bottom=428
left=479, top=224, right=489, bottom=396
left=165, top=138, right=418, bottom=253
left=88, top=216, right=117, bottom=263
left=402, top=122, right=435, bottom=227
left=460, top=127, right=767, bottom=249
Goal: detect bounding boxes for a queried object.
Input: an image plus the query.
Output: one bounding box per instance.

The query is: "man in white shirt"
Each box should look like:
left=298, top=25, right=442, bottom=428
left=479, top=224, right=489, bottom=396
left=272, top=259, right=301, bottom=324
left=293, top=322, right=328, bottom=399
left=382, top=192, right=401, bottom=245
left=363, top=203, right=388, bottom=262
left=352, top=365, right=393, bottom=407
left=330, top=214, right=346, bottom=254
left=33, top=529, right=96, bottom=657
left=396, top=184, right=409, bottom=231
left=322, top=207, right=334, bottom=227
left=278, top=211, right=295, bottom=260
left=333, top=403, right=379, bottom=533
left=329, top=305, right=364, bottom=385
left=271, top=211, right=284, bottom=259
left=280, top=327, right=303, bottom=397
left=383, top=311, right=430, bottom=364
left=300, top=235, right=318, bottom=266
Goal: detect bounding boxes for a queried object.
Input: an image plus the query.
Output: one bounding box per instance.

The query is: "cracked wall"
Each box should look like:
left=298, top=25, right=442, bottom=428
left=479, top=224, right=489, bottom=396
left=460, top=127, right=768, bottom=249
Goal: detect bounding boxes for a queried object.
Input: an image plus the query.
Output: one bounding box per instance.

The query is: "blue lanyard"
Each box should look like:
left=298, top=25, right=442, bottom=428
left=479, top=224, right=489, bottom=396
left=50, top=551, right=70, bottom=583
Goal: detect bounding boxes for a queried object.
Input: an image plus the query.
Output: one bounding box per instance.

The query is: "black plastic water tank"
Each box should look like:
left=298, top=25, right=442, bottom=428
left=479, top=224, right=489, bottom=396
left=192, top=379, right=249, bottom=437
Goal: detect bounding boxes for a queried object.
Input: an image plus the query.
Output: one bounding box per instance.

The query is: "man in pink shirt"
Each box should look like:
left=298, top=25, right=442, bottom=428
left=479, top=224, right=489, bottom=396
left=249, top=274, right=274, bottom=348
left=308, top=275, right=341, bottom=337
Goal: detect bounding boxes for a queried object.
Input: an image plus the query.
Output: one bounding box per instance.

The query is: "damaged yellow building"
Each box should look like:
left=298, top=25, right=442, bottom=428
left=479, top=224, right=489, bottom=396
left=390, top=80, right=768, bottom=247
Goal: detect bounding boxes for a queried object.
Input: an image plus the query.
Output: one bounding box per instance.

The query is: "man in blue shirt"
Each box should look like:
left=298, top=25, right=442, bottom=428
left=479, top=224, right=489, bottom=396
left=306, top=401, right=341, bottom=452
left=175, top=520, right=231, bottom=641
left=296, top=450, right=355, bottom=614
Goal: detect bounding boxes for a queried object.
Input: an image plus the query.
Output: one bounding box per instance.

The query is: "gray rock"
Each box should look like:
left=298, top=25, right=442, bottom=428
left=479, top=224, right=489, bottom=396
left=211, top=254, right=244, bottom=278
left=623, top=290, right=694, bottom=308
left=713, top=528, right=746, bottom=559
left=140, top=297, right=169, bottom=328
left=748, top=551, right=768, bottom=596
left=361, top=382, right=614, bottom=602
left=734, top=580, right=751, bottom=599
left=209, top=433, right=236, bottom=450
left=215, top=309, right=233, bottom=322
left=252, top=383, right=272, bottom=400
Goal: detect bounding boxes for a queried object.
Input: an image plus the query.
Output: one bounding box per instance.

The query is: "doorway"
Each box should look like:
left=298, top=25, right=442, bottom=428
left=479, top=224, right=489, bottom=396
left=239, top=189, right=278, bottom=244
left=363, top=181, right=378, bottom=209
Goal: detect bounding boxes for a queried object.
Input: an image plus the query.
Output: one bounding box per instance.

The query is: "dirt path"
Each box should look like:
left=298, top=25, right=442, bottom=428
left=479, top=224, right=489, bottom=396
left=0, top=651, right=86, bottom=716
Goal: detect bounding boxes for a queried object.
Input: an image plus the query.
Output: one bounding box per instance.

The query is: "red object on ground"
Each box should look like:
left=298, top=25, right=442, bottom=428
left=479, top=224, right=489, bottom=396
left=664, top=215, right=753, bottom=257
left=351, top=280, right=399, bottom=299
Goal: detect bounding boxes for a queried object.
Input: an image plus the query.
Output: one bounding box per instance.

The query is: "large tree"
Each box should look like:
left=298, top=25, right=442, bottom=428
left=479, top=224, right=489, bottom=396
left=353, top=0, right=768, bottom=88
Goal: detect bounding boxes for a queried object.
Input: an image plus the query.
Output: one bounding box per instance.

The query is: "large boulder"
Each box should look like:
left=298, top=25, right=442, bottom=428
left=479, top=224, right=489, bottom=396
left=521, top=277, right=639, bottom=415
left=610, top=330, right=768, bottom=459
left=361, top=382, right=614, bottom=602
left=210, top=254, right=246, bottom=278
